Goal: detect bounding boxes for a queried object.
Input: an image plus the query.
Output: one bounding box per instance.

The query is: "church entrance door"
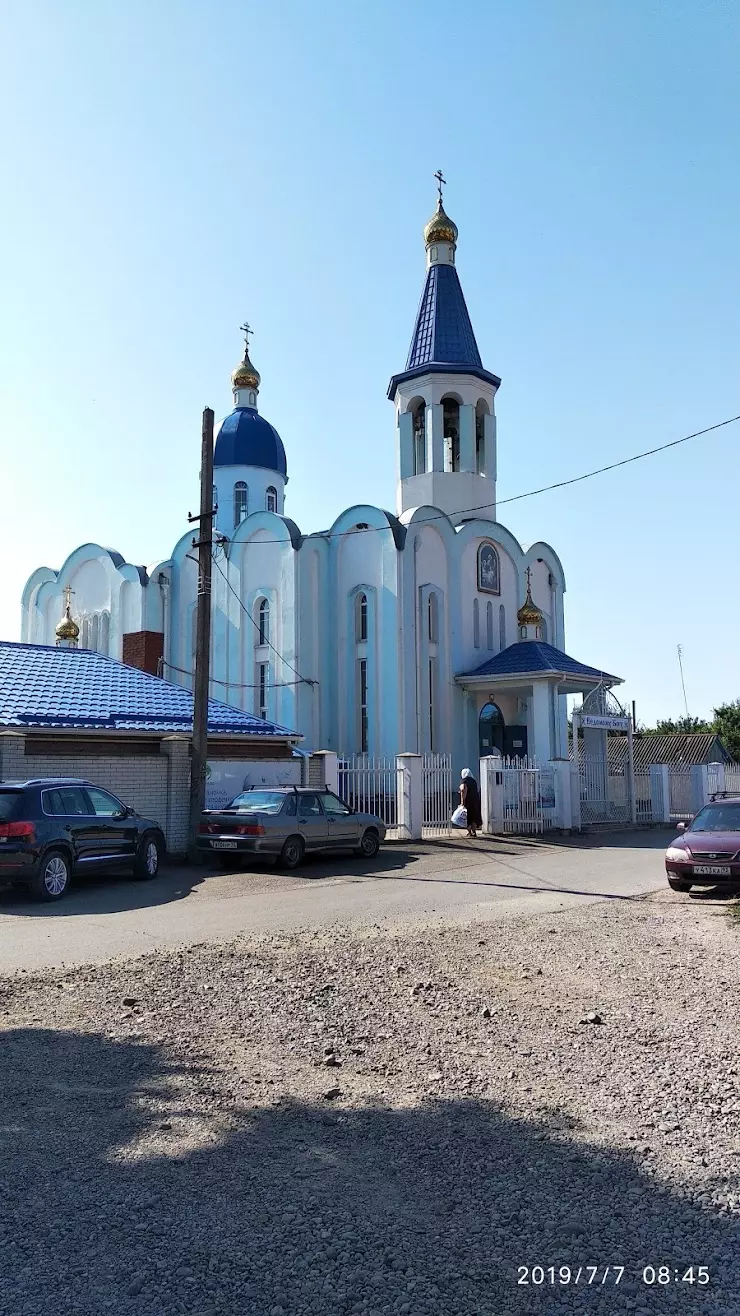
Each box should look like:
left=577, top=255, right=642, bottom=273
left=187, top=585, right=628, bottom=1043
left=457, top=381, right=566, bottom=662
left=479, top=702, right=505, bottom=758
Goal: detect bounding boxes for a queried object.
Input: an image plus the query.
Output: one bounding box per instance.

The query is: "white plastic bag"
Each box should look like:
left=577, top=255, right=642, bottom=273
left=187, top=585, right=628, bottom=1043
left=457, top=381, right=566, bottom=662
left=451, top=805, right=467, bottom=828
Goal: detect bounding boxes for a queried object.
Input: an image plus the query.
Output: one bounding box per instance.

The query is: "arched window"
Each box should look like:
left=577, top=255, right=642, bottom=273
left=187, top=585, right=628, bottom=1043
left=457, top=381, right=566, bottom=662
left=499, top=604, right=506, bottom=651
left=266, top=486, right=277, bottom=513
left=475, top=401, right=489, bottom=474
left=212, top=483, right=219, bottom=512
left=248, top=391, right=256, bottom=407
left=257, top=598, right=269, bottom=647
left=81, top=616, right=90, bottom=649
left=355, top=592, right=368, bottom=642
left=443, top=397, right=460, bottom=472
left=479, top=702, right=505, bottom=757
left=428, top=592, right=439, bottom=644
left=233, top=481, right=248, bottom=528
left=473, top=598, right=480, bottom=648
left=90, top=613, right=100, bottom=652
left=486, top=601, right=494, bottom=650
left=100, top=611, right=110, bottom=657
left=411, top=400, right=426, bottom=475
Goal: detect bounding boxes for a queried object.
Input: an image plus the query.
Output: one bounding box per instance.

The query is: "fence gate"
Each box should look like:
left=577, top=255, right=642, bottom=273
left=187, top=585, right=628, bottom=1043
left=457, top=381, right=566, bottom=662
left=422, top=752, right=452, bottom=837
left=501, top=757, right=544, bottom=834
left=338, top=755, right=402, bottom=840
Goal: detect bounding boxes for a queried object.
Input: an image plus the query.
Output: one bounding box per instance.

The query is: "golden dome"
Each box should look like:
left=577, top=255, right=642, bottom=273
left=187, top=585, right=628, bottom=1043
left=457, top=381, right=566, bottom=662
left=424, top=200, right=458, bottom=247
left=231, top=348, right=261, bottom=393
left=517, top=581, right=544, bottom=628
left=55, top=606, right=80, bottom=642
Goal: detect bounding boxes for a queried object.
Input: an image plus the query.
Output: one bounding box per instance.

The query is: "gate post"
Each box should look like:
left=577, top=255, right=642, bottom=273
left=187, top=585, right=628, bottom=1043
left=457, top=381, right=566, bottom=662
left=649, top=764, right=670, bottom=824
left=396, top=753, right=422, bottom=841
left=552, top=761, right=573, bottom=830
left=480, top=753, right=504, bottom=834
left=313, top=750, right=339, bottom=793
left=627, top=718, right=637, bottom=824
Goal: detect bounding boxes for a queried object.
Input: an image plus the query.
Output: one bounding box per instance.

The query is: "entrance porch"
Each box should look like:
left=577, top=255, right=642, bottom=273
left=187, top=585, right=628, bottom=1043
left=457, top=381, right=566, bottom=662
left=456, top=639, right=623, bottom=765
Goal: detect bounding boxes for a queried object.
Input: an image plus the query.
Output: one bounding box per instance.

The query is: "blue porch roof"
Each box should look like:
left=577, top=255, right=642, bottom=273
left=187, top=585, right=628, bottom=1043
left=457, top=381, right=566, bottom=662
left=0, top=642, right=300, bottom=739
left=458, top=640, right=621, bottom=685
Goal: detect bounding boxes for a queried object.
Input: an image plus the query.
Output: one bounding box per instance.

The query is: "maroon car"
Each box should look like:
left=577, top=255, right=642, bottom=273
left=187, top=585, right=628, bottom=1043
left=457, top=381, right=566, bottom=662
left=665, top=794, right=740, bottom=892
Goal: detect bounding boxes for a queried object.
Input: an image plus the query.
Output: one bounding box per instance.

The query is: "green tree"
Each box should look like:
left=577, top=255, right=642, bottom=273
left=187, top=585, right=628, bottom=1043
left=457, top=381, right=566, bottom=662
left=712, top=700, right=740, bottom=761
left=652, top=716, right=712, bottom=734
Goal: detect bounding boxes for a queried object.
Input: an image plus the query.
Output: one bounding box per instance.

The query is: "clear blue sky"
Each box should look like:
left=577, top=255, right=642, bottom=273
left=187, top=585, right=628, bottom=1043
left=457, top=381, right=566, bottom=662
left=2, top=0, right=738, bottom=726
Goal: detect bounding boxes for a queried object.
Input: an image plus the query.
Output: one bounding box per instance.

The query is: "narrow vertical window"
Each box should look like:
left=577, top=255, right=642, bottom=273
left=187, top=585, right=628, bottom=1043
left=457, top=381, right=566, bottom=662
left=81, top=616, right=90, bottom=649
left=233, top=481, right=248, bottom=528
left=266, top=486, right=277, bottom=513
left=90, top=613, right=100, bottom=652
left=412, top=401, right=426, bottom=475
left=258, top=662, right=268, bottom=720
left=499, top=604, right=506, bottom=651
left=359, top=657, right=368, bottom=753
left=257, top=598, right=269, bottom=646
left=428, top=592, right=438, bottom=643
left=475, top=401, right=488, bottom=474
left=356, top=592, right=368, bottom=642
left=212, top=483, right=219, bottom=512
left=100, top=611, right=110, bottom=657
left=428, top=657, right=436, bottom=751
left=473, top=598, right=480, bottom=648
left=443, top=398, right=460, bottom=472
left=486, top=601, right=493, bottom=650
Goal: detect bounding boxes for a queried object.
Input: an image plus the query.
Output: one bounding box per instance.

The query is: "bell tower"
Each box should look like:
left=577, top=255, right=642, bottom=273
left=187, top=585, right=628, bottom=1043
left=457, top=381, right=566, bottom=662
left=388, top=176, right=501, bottom=522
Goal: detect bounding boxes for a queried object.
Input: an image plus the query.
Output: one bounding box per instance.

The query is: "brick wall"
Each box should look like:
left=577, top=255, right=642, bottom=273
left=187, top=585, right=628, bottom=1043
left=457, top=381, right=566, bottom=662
left=122, top=631, right=164, bottom=676
left=0, top=732, right=184, bottom=851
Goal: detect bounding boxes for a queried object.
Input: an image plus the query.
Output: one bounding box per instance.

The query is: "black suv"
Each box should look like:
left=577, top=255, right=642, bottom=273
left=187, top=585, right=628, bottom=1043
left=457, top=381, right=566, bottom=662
left=0, top=779, right=166, bottom=901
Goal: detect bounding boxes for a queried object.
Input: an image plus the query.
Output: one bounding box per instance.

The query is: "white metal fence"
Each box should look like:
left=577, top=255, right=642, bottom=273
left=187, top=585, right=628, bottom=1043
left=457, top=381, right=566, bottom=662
left=634, top=766, right=662, bottom=824
left=501, top=756, right=546, bottom=833
left=338, top=755, right=403, bottom=840
left=422, top=752, right=453, bottom=837
left=668, top=766, right=695, bottom=821
left=577, top=753, right=630, bottom=825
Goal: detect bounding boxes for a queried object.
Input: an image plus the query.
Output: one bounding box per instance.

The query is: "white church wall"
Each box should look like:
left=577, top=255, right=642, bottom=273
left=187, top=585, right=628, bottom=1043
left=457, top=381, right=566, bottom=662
left=214, top=465, right=285, bottom=538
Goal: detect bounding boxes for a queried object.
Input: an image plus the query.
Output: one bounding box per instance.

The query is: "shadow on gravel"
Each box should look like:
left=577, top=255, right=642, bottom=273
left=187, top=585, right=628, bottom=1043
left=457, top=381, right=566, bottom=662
left=1, top=1028, right=738, bottom=1316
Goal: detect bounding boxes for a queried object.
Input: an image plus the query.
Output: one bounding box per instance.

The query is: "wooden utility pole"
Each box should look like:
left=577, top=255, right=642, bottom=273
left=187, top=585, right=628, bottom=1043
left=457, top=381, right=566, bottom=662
left=187, top=407, right=215, bottom=862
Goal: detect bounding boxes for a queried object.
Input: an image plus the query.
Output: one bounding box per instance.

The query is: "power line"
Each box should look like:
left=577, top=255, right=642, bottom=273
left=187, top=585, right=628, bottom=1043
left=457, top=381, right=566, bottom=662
left=211, top=412, right=740, bottom=548
left=210, top=552, right=317, bottom=687
left=160, top=657, right=305, bottom=690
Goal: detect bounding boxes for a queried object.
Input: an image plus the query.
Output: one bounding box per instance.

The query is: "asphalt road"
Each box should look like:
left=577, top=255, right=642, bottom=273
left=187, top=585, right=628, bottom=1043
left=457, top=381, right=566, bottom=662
left=0, top=829, right=678, bottom=973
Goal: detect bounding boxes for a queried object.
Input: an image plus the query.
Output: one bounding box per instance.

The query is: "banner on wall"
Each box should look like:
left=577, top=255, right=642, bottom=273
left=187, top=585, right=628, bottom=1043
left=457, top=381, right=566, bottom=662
left=205, top=760, right=302, bottom=810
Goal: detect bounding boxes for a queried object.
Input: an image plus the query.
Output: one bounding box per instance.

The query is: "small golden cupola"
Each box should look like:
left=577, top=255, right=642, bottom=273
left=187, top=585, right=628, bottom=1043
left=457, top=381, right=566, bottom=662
left=517, top=568, right=544, bottom=641
left=423, top=170, right=458, bottom=268
left=231, top=321, right=261, bottom=404
left=55, top=586, right=80, bottom=648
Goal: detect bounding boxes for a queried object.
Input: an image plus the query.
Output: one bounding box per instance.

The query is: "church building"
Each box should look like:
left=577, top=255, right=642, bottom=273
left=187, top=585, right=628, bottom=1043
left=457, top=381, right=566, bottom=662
left=21, top=188, right=619, bottom=772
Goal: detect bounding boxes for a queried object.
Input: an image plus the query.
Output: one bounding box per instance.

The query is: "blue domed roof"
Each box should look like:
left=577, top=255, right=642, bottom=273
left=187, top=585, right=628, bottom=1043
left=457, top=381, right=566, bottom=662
left=214, top=407, right=287, bottom=476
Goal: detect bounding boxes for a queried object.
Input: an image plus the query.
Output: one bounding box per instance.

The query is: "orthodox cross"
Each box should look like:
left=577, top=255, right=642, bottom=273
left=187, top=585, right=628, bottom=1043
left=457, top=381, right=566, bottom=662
left=239, top=321, right=253, bottom=352
left=63, top=585, right=75, bottom=612
left=525, top=566, right=532, bottom=594
left=433, top=169, right=446, bottom=203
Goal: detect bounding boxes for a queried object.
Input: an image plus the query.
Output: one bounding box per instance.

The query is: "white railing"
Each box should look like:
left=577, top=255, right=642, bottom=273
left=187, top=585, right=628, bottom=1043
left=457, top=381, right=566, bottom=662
left=725, top=763, right=740, bottom=795
left=338, top=755, right=402, bottom=839
left=577, top=753, right=630, bottom=825
left=498, top=756, right=551, bottom=834
left=668, top=765, right=695, bottom=820
left=422, top=752, right=453, bottom=837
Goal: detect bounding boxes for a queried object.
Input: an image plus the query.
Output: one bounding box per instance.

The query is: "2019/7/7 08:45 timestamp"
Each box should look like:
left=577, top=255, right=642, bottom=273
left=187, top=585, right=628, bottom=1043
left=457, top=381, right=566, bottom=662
left=517, top=1266, right=711, bottom=1286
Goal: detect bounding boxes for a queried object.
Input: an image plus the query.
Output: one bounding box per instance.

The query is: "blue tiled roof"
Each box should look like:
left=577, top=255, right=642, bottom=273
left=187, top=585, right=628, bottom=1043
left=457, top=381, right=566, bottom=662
left=459, top=641, right=621, bottom=683
left=214, top=408, right=287, bottom=476
left=0, top=643, right=300, bottom=738
left=388, top=264, right=501, bottom=400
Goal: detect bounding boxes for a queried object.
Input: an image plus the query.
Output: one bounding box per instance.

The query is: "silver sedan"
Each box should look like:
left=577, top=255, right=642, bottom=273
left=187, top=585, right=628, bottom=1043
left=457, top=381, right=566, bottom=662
left=197, top=787, right=386, bottom=870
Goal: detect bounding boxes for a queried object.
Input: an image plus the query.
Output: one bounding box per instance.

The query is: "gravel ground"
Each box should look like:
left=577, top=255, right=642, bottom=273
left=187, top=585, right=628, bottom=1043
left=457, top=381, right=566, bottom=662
left=1, top=889, right=739, bottom=1316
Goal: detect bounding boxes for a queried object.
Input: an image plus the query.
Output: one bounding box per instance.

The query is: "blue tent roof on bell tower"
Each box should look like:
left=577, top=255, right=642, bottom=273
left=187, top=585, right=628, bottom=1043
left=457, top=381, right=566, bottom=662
left=388, top=193, right=501, bottom=401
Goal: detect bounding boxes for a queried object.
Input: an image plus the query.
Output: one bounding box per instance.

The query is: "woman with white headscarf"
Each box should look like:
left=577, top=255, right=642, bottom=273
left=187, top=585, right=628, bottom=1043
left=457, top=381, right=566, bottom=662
left=459, top=768, right=482, bottom=838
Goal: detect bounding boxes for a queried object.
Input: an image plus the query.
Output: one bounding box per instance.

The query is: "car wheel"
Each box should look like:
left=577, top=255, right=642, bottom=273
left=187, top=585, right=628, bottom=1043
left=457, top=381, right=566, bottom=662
left=668, top=877, right=693, bottom=892
left=133, top=834, right=162, bottom=881
left=31, top=849, right=71, bottom=902
left=356, top=828, right=380, bottom=859
left=279, top=836, right=305, bottom=870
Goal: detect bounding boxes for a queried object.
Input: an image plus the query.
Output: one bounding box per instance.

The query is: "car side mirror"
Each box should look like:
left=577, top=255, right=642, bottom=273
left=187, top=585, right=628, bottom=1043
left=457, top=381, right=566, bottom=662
left=676, top=821, right=686, bottom=833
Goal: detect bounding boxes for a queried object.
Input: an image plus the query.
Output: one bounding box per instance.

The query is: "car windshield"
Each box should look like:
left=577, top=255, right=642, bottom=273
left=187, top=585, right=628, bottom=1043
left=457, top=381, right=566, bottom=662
left=0, top=791, right=21, bottom=821
left=225, top=791, right=287, bottom=814
left=689, top=803, right=740, bottom=833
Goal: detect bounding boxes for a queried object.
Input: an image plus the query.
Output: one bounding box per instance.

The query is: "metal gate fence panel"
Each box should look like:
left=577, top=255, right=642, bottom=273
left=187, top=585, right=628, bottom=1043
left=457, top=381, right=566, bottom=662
left=725, top=764, right=740, bottom=795
left=501, top=757, right=544, bottom=834
left=338, top=755, right=402, bottom=839
left=577, top=754, right=630, bottom=825
left=422, top=752, right=452, bottom=837
left=634, top=767, right=658, bottom=823
left=668, top=766, right=695, bottom=821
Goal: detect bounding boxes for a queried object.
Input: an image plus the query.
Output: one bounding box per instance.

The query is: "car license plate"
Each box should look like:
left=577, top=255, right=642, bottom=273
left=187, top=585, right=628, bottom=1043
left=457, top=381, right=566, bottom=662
left=210, top=840, right=237, bottom=850
left=693, top=864, right=731, bottom=876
